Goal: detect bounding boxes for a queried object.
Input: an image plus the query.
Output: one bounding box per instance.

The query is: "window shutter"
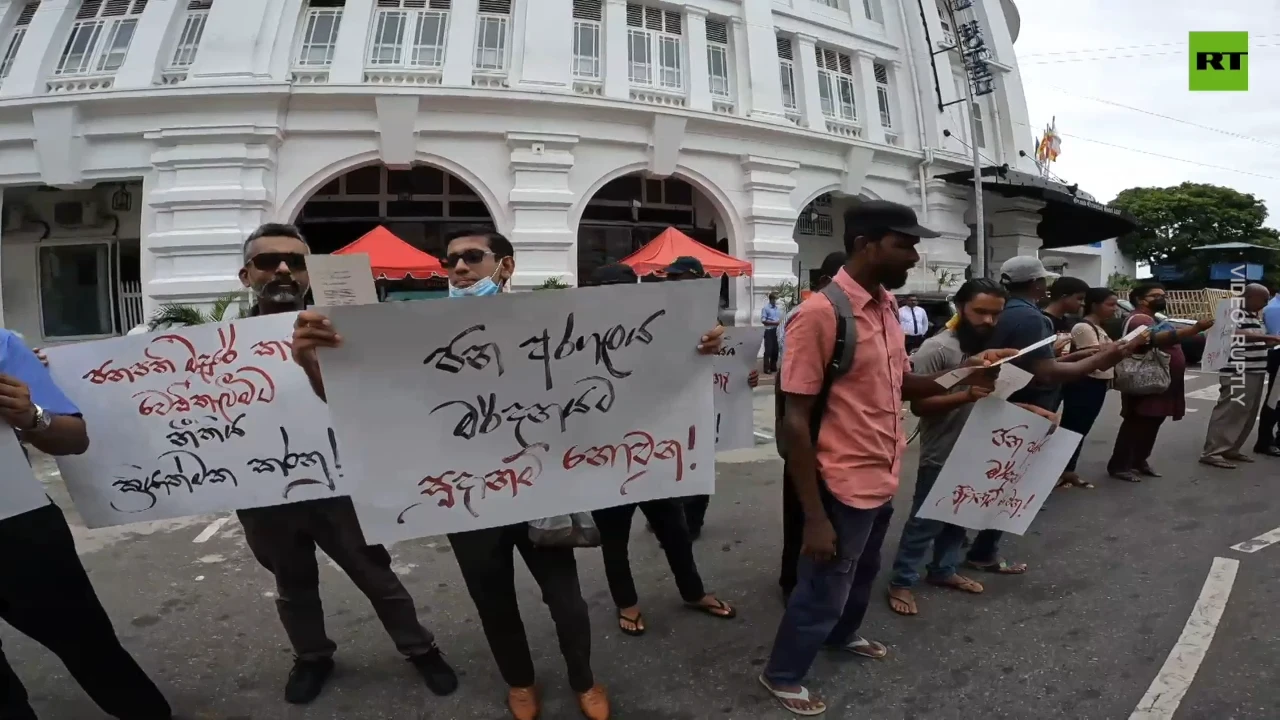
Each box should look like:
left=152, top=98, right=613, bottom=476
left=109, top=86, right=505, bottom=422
left=76, top=0, right=104, bottom=19
left=16, top=2, right=40, bottom=26
left=477, top=0, right=510, bottom=13
left=837, top=52, right=852, bottom=75
left=705, top=19, right=727, bottom=45
left=776, top=36, right=792, bottom=60
left=428, top=0, right=451, bottom=8
left=626, top=3, right=642, bottom=28
left=662, top=9, right=680, bottom=34
left=187, top=0, right=213, bottom=9
left=572, top=0, right=602, bottom=21
left=643, top=7, right=661, bottom=31
left=873, top=62, right=888, bottom=84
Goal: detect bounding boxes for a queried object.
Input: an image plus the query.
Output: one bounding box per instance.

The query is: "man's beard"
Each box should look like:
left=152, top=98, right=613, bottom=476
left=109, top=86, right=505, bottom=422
left=883, top=268, right=910, bottom=290
left=954, top=320, right=990, bottom=355
left=255, top=279, right=304, bottom=306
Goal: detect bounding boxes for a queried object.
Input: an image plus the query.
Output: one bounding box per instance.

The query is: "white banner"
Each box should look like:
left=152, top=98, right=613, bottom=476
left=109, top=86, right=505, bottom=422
left=713, top=326, right=764, bottom=451
left=1201, top=299, right=1235, bottom=372
left=318, top=281, right=720, bottom=544
left=44, top=314, right=344, bottom=527
left=0, top=430, right=49, bottom=521
left=916, top=398, right=1080, bottom=535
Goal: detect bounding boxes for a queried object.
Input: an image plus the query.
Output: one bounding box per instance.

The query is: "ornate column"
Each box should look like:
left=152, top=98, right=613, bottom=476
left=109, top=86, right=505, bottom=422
left=187, top=0, right=275, bottom=81
left=601, top=0, right=628, bottom=100
left=739, top=0, right=784, bottom=121
left=683, top=6, right=711, bottom=112
left=737, top=156, right=800, bottom=325
left=986, top=196, right=1045, bottom=277
left=853, top=50, right=885, bottom=144
left=327, top=0, right=376, bottom=83
left=506, top=132, right=578, bottom=290
left=514, top=0, right=571, bottom=90
left=441, top=0, right=479, bottom=87
left=793, top=34, right=825, bottom=131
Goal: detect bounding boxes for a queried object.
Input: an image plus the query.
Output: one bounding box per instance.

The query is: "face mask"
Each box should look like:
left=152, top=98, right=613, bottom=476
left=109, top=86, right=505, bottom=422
left=1149, top=298, right=1167, bottom=313
left=448, top=266, right=504, bottom=298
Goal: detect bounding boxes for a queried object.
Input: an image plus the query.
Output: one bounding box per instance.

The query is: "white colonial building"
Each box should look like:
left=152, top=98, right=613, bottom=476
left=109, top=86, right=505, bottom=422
left=0, top=0, right=1084, bottom=346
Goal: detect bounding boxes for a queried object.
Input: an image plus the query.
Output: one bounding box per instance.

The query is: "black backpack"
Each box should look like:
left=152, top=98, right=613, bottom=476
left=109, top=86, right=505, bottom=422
left=775, top=283, right=860, bottom=458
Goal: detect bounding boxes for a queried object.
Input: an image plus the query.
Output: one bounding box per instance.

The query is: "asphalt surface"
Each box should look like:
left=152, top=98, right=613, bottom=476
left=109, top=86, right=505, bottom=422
left=6, top=367, right=1279, bottom=720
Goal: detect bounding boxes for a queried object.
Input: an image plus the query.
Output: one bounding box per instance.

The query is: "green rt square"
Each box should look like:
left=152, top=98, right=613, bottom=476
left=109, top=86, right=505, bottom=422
left=1190, top=31, right=1249, bottom=91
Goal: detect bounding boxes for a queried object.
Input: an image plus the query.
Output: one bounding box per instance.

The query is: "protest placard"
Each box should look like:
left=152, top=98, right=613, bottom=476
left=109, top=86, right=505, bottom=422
left=44, top=313, right=343, bottom=527
left=916, top=398, right=1080, bottom=535
left=0, top=430, right=49, bottom=521
left=713, top=326, right=764, bottom=451
left=318, top=280, right=720, bottom=544
left=307, top=253, right=379, bottom=307
left=1201, top=299, right=1235, bottom=372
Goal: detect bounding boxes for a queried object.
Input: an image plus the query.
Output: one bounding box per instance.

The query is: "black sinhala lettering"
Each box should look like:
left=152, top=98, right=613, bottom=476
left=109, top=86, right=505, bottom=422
left=164, top=413, right=247, bottom=449
left=110, top=452, right=238, bottom=514
left=246, top=427, right=340, bottom=497
left=424, top=324, right=505, bottom=376
left=519, top=310, right=666, bottom=391
left=430, top=375, right=616, bottom=448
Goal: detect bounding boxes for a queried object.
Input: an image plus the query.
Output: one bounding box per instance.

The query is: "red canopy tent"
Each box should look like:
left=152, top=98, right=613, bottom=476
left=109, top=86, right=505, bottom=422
left=619, top=227, right=752, bottom=277
left=332, top=225, right=446, bottom=280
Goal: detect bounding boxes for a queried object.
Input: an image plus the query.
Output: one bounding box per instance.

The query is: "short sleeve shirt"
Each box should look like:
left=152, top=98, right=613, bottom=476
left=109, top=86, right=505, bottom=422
left=779, top=269, right=907, bottom=509
left=0, top=331, right=80, bottom=416
left=911, top=330, right=972, bottom=468
left=988, top=297, right=1057, bottom=410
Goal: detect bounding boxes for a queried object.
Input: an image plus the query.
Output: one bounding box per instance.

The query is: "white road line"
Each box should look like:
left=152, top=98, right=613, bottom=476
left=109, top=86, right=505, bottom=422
left=1185, top=386, right=1220, bottom=402
left=1230, top=526, right=1280, bottom=554
left=192, top=515, right=232, bottom=544
left=1129, top=556, right=1239, bottom=720
left=753, top=430, right=774, bottom=441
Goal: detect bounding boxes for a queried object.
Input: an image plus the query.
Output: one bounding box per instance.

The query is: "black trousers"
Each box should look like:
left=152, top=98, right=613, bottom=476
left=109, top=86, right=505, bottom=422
left=0, top=503, right=171, bottom=720
left=448, top=523, right=594, bottom=693
left=1254, top=349, right=1280, bottom=451
left=593, top=499, right=705, bottom=609
left=684, top=495, right=709, bottom=534
left=779, top=460, right=804, bottom=595
left=763, top=328, right=779, bottom=374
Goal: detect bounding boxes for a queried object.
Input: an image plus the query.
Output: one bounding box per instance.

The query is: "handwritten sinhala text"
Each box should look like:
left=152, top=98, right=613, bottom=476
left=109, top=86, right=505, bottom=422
left=246, top=427, right=344, bottom=497
left=431, top=375, right=616, bottom=448
left=520, top=310, right=666, bottom=391
left=111, top=451, right=238, bottom=513
left=563, top=427, right=690, bottom=495
left=399, top=442, right=549, bottom=522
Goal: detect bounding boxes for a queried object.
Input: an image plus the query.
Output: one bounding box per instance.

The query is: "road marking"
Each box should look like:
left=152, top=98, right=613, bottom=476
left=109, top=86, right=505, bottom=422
left=1230, top=526, right=1280, bottom=553
left=1185, top=385, right=1220, bottom=402
left=192, top=515, right=232, bottom=543
left=1129, top=556, right=1239, bottom=720
left=753, top=430, right=774, bottom=441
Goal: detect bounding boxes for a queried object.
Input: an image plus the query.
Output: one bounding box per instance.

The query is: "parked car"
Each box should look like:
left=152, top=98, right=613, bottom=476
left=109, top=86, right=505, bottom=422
left=1105, top=299, right=1205, bottom=365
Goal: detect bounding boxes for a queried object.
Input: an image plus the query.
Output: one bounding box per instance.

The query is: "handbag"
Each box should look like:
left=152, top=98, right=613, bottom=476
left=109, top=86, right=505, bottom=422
left=528, top=513, right=601, bottom=548
left=1112, top=315, right=1171, bottom=395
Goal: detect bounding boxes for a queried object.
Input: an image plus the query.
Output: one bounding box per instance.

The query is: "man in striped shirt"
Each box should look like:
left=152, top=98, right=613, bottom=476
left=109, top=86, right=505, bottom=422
left=1201, top=283, right=1280, bottom=469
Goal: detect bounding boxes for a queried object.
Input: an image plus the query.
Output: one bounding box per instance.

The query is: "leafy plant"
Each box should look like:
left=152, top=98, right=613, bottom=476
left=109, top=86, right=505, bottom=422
left=1107, top=272, right=1137, bottom=293
left=929, top=264, right=961, bottom=292
left=772, top=280, right=805, bottom=310
left=148, top=291, right=250, bottom=330
left=535, top=277, right=571, bottom=290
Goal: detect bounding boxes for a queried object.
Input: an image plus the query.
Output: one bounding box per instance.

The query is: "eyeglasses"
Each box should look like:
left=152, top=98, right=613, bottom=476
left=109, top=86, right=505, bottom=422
left=248, top=252, right=307, bottom=272
left=445, top=249, right=494, bottom=267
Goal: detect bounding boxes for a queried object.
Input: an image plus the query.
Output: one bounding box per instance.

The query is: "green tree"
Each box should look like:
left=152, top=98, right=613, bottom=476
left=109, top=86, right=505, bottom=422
left=1110, top=183, right=1280, bottom=270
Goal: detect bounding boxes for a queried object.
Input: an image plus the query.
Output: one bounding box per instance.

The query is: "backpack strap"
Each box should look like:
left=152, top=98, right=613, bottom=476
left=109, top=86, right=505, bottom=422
left=819, top=283, right=858, bottom=378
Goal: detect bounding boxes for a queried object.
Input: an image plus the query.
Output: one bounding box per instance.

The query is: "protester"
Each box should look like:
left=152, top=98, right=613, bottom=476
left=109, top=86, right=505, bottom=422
left=762, top=291, right=782, bottom=374
left=1057, top=287, right=1120, bottom=488
left=1256, top=287, right=1280, bottom=456
left=230, top=223, right=458, bottom=705
left=0, top=330, right=174, bottom=720
left=1200, top=283, right=1280, bottom=469
left=758, top=200, right=1015, bottom=716
left=293, top=233, right=729, bottom=720
left=887, top=278, right=1008, bottom=617
left=586, top=263, right=736, bottom=637
left=1107, top=282, right=1212, bottom=481
left=898, top=294, right=929, bottom=353
left=1040, top=276, right=1088, bottom=335
left=969, top=256, right=1140, bottom=574
left=778, top=251, right=846, bottom=600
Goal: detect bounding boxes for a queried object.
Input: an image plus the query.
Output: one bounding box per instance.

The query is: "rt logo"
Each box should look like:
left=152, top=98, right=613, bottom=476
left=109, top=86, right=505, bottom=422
left=1189, top=31, right=1248, bottom=91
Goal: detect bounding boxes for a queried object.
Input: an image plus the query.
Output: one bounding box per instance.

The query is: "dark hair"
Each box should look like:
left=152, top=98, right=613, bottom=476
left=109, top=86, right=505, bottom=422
left=243, top=223, right=306, bottom=260
left=446, top=228, right=514, bottom=259
left=1129, top=281, right=1164, bottom=305
left=841, top=207, right=889, bottom=255
left=819, top=251, right=847, bottom=281
left=1048, top=276, right=1089, bottom=300
left=1082, top=287, right=1116, bottom=317
left=953, top=278, right=1007, bottom=308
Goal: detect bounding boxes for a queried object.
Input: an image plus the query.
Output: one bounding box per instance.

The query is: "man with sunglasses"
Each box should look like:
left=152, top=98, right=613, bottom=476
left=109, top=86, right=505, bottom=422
left=235, top=223, right=458, bottom=706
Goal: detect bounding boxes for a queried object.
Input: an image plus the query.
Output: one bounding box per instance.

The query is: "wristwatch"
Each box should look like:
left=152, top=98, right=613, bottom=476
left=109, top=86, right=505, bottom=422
left=25, top=404, right=52, bottom=433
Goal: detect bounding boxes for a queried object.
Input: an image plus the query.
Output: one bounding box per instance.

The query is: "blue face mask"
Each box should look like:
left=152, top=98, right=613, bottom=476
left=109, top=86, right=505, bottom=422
left=448, top=268, right=503, bottom=298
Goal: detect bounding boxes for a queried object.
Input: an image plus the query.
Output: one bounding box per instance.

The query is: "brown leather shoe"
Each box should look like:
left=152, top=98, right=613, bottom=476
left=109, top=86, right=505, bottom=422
left=578, top=684, right=610, bottom=719
left=507, top=686, right=540, bottom=720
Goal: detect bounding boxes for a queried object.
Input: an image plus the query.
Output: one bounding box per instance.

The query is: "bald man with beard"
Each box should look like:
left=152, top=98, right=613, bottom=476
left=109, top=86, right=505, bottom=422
left=1200, top=283, right=1280, bottom=469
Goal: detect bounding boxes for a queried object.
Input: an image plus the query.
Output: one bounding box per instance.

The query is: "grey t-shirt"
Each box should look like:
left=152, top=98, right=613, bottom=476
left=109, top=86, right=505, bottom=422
left=912, top=329, right=972, bottom=469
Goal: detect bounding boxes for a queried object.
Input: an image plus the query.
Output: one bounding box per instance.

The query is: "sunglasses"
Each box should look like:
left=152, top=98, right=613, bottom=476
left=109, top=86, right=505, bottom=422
left=248, top=252, right=307, bottom=272
left=445, top=249, right=494, bottom=267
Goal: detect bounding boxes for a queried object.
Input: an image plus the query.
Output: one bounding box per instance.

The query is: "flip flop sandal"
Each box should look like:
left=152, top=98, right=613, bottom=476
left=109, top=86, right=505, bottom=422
left=831, top=636, right=888, bottom=659
left=964, top=558, right=1028, bottom=575
left=686, top=597, right=736, bottom=619
left=1199, top=458, right=1237, bottom=469
left=1109, top=471, right=1141, bottom=483
left=1225, top=454, right=1255, bottom=463
left=617, top=611, right=646, bottom=637
left=758, top=676, right=826, bottom=716
left=886, top=589, right=917, bottom=616
left=927, top=575, right=984, bottom=593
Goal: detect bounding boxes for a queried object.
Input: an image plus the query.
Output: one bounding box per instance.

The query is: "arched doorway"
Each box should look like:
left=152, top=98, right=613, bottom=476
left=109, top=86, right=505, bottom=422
left=296, top=163, right=496, bottom=257
left=792, top=191, right=864, bottom=289
left=576, top=172, right=729, bottom=302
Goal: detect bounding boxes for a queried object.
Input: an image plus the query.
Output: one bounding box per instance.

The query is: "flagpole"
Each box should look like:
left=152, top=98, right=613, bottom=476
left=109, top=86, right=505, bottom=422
left=965, top=76, right=985, bottom=279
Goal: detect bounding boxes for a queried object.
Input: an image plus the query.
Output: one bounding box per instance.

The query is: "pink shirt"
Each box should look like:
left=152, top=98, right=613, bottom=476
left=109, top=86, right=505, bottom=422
left=779, top=269, right=907, bottom=509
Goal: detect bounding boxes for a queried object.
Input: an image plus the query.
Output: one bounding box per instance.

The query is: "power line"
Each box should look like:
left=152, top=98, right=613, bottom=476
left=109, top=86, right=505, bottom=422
left=1040, top=85, right=1280, bottom=150
left=1041, top=131, right=1280, bottom=182
left=1017, top=35, right=1279, bottom=59
left=1022, top=44, right=1279, bottom=65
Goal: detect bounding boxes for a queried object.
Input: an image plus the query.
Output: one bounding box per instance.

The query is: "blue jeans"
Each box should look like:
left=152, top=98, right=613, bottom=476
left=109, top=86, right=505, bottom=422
left=762, top=500, right=893, bottom=687
left=889, top=464, right=966, bottom=588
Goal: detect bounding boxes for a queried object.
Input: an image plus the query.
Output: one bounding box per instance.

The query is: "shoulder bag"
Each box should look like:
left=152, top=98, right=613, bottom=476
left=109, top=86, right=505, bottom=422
left=1111, top=315, right=1171, bottom=396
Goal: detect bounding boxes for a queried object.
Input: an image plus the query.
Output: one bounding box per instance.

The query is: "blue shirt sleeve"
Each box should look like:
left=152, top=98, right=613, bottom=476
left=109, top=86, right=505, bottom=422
left=0, top=332, right=81, bottom=416
left=1264, top=302, right=1280, bottom=335
left=989, top=306, right=1054, bottom=371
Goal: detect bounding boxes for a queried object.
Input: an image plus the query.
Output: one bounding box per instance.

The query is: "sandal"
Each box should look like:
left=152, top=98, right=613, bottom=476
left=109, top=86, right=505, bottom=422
left=927, top=574, right=985, bottom=593
left=1199, top=457, right=1237, bottom=470
left=964, top=558, right=1028, bottom=575
left=830, top=636, right=888, bottom=659
left=758, top=676, right=826, bottom=716
left=1136, top=464, right=1163, bottom=477
left=887, top=587, right=917, bottom=616
left=617, top=610, right=646, bottom=637
left=1224, top=453, right=1254, bottom=464
left=1109, top=470, right=1140, bottom=483
left=686, top=597, right=736, bottom=619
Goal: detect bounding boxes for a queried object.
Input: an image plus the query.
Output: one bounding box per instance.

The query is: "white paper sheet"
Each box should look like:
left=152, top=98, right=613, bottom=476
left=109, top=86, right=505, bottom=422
left=1201, top=299, right=1235, bottom=372
left=317, top=280, right=720, bottom=544
left=916, top=398, right=1080, bottom=535
left=306, top=254, right=379, bottom=307
left=992, top=363, right=1033, bottom=400
left=991, top=335, right=1058, bottom=366
left=44, top=314, right=344, bottom=527
left=713, top=327, right=765, bottom=451
left=0, top=430, right=48, bottom=521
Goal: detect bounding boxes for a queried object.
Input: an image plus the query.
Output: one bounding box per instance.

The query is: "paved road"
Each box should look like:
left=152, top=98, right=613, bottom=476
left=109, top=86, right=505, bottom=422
left=6, top=370, right=1279, bottom=720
